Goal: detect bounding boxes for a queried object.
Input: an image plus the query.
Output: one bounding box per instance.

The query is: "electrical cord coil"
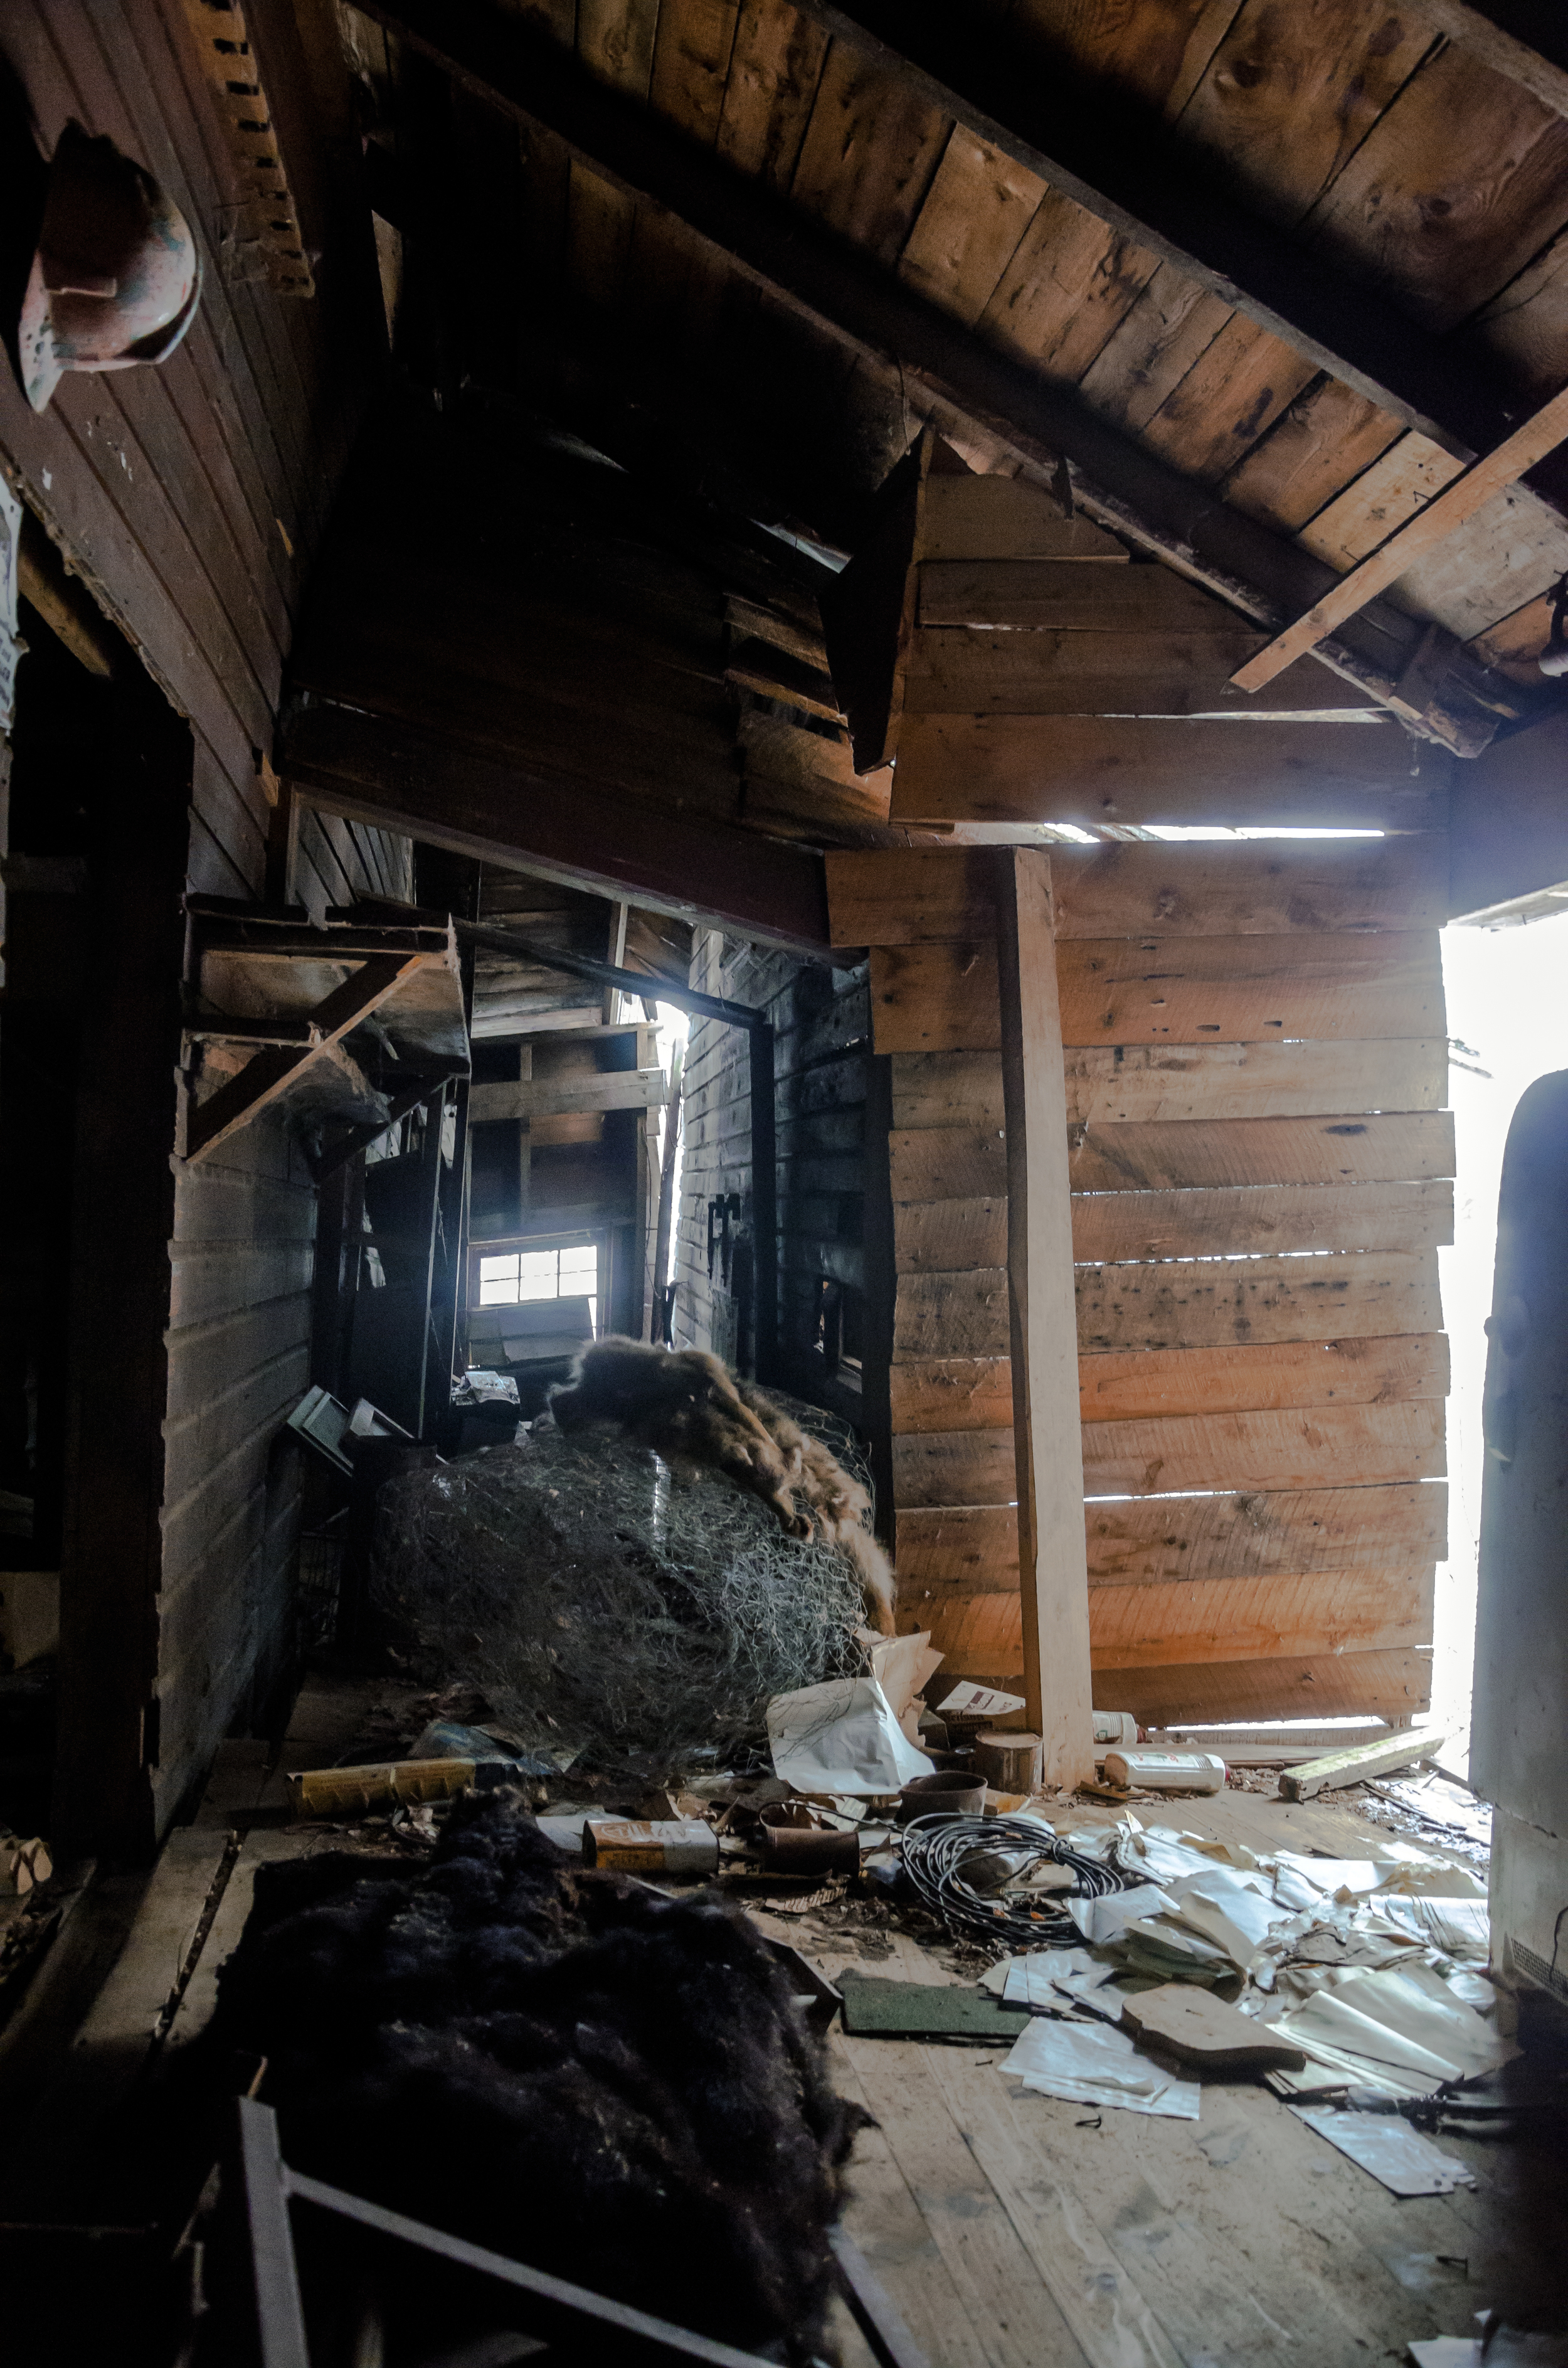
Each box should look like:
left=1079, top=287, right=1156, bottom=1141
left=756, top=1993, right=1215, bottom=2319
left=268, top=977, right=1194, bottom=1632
left=898, top=1813, right=1132, bottom=1947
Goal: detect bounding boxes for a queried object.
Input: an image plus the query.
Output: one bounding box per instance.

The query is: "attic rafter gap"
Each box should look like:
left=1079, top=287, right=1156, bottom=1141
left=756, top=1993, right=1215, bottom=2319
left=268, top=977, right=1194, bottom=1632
left=357, top=0, right=1507, bottom=753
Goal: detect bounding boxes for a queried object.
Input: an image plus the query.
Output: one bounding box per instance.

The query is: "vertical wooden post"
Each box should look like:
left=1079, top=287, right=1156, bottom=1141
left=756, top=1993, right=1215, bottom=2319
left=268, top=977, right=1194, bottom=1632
left=995, top=849, right=1094, bottom=1787
left=748, top=1020, right=778, bottom=1381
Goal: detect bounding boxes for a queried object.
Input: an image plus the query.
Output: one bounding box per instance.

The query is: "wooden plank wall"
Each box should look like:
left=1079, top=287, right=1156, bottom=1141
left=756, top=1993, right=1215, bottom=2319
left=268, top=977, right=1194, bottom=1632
left=839, top=839, right=1451, bottom=1726
left=674, top=934, right=884, bottom=1445
left=0, top=0, right=409, bottom=1831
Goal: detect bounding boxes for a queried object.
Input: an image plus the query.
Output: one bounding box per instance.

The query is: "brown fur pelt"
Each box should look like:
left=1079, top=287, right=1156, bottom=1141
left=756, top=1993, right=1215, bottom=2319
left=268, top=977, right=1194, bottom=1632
left=549, top=1338, right=896, bottom=1635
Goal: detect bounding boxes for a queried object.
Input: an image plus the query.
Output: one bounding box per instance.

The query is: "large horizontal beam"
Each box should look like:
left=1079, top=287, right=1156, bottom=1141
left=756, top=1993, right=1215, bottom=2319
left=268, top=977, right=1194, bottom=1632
left=281, top=698, right=833, bottom=957
left=792, top=0, right=1531, bottom=465
left=363, top=0, right=1505, bottom=751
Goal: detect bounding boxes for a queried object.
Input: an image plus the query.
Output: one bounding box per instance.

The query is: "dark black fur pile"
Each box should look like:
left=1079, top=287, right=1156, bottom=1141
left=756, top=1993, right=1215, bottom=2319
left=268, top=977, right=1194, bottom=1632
left=209, top=1797, right=864, bottom=2357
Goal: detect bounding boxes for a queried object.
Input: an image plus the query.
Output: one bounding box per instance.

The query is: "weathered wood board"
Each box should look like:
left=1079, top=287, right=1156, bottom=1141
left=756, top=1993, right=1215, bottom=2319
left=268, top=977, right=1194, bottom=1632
left=1069, top=1112, right=1454, bottom=1190
left=829, top=837, right=1447, bottom=946
left=1088, top=1568, right=1435, bottom=1669
left=1076, top=1249, right=1442, bottom=1351
left=891, top=1355, right=1014, bottom=1435
left=1080, top=1397, right=1446, bottom=1494
left=1077, top=1333, right=1449, bottom=1421
left=1071, top=1177, right=1453, bottom=1262
left=873, top=935, right=1444, bottom=1051
left=1084, top=1480, right=1448, bottom=1583
left=893, top=1041, right=1449, bottom=1128
left=893, top=1425, right=1017, bottom=1509
left=891, top=715, right=1446, bottom=830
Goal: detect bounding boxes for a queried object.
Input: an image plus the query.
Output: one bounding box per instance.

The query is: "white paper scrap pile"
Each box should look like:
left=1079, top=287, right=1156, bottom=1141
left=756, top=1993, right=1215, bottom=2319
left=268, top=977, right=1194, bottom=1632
left=1000, top=2015, right=1200, bottom=2120
left=766, top=1677, right=933, bottom=1796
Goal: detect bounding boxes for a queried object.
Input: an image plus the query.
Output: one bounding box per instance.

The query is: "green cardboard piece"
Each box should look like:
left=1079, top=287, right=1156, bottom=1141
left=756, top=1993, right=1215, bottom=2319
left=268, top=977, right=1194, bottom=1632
left=836, top=1970, right=1031, bottom=2039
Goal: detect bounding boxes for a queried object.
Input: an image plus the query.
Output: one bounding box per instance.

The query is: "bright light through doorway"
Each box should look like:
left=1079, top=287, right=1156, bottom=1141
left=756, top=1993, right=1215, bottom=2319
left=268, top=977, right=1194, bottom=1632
left=1435, top=910, right=1568, bottom=1774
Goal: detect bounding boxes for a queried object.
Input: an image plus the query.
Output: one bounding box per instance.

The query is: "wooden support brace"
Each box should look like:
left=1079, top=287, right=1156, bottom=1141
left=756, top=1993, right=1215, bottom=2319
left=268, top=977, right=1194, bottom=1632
left=183, top=952, right=428, bottom=1161
left=1233, top=382, right=1568, bottom=691
left=995, top=849, right=1094, bottom=1787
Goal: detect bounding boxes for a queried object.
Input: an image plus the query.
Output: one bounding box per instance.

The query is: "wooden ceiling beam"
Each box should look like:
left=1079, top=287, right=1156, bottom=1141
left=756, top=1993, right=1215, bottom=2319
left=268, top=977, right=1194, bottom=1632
left=1233, top=381, right=1568, bottom=689
left=281, top=698, right=834, bottom=957
left=789, top=0, right=1523, bottom=467
left=360, top=0, right=1512, bottom=754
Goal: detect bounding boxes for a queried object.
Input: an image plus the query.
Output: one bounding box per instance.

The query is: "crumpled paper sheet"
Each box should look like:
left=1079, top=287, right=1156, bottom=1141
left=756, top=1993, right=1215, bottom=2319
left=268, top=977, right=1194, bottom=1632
left=1271, top=1959, right=1519, bottom=2096
left=994, top=1947, right=1121, bottom=2016
left=766, top=1676, right=933, bottom=1796
left=1000, top=2015, right=1200, bottom=2119
left=1292, top=2106, right=1476, bottom=2195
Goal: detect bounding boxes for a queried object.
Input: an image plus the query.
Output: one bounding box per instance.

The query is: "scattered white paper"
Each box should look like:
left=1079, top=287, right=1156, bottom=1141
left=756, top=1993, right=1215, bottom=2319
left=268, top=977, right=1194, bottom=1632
left=1410, top=2323, right=1568, bottom=2368
left=937, top=1680, right=1025, bottom=1719
left=1374, top=1896, right=1491, bottom=1957
left=1000, top=1947, right=1120, bottom=2015
left=870, top=1630, right=943, bottom=1723
left=1000, top=2015, right=1200, bottom=2119
left=1118, top=1825, right=1227, bottom=1886
left=1274, top=1961, right=1519, bottom=2095
left=1293, top=2106, right=1476, bottom=2195
left=767, top=1677, right=934, bottom=1796
left=1066, top=1882, right=1170, bottom=1946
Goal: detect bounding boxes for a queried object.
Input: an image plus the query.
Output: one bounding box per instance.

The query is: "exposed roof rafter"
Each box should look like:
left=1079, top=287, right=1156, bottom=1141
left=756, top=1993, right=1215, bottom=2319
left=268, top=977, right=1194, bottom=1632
left=360, top=0, right=1523, bottom=753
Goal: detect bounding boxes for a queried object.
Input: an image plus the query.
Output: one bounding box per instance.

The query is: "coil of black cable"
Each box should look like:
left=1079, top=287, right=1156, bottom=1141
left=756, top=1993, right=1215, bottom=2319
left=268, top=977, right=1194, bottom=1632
left=898, top=1813, right=1133, bottom=1946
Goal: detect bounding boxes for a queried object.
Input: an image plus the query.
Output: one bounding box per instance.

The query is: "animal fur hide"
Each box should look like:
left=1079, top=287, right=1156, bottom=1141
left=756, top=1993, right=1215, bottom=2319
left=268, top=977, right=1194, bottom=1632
left=208, top=1795, right=865, bottom=2359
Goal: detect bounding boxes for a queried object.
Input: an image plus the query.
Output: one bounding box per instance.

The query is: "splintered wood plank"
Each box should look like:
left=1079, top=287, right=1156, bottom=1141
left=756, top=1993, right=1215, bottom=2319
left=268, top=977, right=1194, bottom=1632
left=891, top=1355, right=1013, bottom=1434
left=1064, top=1038, right=1448, bottom=1122
left=1084, top=1479, right=1447, bottom=1583
left=889, top=715, right=1441, bottom=831
left=1303, top=44, right=1568, bottom=332
left=904, top=627, right=1269, bottom=713
left=891, top=1125, right=1007, bottom=1201
left=1053, top=836, right=1448, bottom=937
left=1075, top=1247, right=1441, bottom=1349
left=1174, top=0, right=1438, bottom=228
left=649, top=0, right=741, bottom=144
left=1467, top=588, right=1555, bottom=681
left=916, top=475, right=1128, bottom=563
left=898, top=129, right=1047, bottom=327
left=1078, top=265, right=1234, bottom=437
left=896, top=1267, right=1010, bottom=1358
left=1088, top=1567, right=1434, bottom=1668
left=872, top=943, right=1000, bottom=1052
left=978, top=188, right=1161, bottom=381
left=1078, top=1333, right=1450, bottom=1421
left=1071, top=1176, right=1453, bottom=1261
left=919, top=560, right=1246, bottom=629
left=788, top=45, right=951, bottom=267
left=1139, top=316, right=1319, bottom=483
left=1099, top=1646, right=1433, bottom=1723
left=1069, top=1110, right=1455, bottom=1189
left=715, top=0, right=830, bottom=189
left=1297, top=432, right=1468, bottom=572
left=894, top=1425, right=1017, bottom=1509
left=1058, top=931, right=1443, bottom=1043
left=1224, top=377, right=1406, bottom=533
left=896, top=1194, right=1009, bottom=1271
left=1081, top=1397, right=1446, bottom=1494
left=1387, top=482, right=1568, bottom=647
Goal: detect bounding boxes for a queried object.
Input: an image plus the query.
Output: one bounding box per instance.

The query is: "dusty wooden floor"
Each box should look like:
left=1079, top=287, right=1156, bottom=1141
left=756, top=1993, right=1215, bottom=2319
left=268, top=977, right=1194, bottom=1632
left=4, top=1680, right=1564, bottom=2368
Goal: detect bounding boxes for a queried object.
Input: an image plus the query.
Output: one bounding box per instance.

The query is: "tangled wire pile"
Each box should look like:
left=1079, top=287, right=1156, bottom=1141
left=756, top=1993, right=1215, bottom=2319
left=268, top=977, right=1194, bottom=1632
left=900, top=1813, right=1133, bottom=1946
left=373, top=1406, right=871, bottom=1780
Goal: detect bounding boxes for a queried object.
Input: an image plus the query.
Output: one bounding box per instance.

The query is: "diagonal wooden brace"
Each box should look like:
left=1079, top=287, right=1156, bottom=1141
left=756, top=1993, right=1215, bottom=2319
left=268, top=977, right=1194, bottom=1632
left=183, top=953, right=430, bottom=1162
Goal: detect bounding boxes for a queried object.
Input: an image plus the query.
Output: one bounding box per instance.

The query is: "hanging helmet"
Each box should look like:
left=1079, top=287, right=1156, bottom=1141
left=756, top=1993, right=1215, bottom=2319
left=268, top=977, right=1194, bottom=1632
left=18, top=121, right=201, bottom=413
